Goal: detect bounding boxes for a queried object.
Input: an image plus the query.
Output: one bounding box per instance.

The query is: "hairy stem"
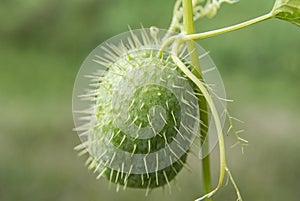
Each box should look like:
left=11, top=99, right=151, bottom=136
left=182, top=0, right=212, bottom=200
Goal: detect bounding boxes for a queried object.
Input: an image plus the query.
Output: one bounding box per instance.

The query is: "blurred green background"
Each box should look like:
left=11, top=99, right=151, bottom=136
left=0, top=0, right=299, bottom=201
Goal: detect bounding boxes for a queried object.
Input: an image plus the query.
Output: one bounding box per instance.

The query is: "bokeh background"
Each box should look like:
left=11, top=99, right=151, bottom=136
left=1, top=0, right=299, bottom=201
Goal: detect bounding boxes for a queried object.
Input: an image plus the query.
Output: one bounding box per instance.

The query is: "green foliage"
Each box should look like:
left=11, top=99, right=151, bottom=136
left=272, top=0, right=300, bottom=26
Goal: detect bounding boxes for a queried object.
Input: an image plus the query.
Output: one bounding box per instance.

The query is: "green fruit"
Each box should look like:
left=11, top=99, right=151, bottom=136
left=88, top=49, right=198, bottom=189
left=73, top=28, right=225, bottom=192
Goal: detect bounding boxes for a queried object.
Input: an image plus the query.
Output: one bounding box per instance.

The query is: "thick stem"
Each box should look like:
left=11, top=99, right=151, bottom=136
left=182, top=0, right=212, bottom=200
left=184, top=12, right=273, bottom=40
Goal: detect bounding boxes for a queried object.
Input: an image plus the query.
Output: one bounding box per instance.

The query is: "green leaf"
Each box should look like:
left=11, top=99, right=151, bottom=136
left=272, top=0, right=300, bottom=26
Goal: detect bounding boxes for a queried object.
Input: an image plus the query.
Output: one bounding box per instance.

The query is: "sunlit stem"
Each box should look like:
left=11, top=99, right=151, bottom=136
left=172, top=36, right=244, bottom=201
left=182, top=0, right=201, bottom=73
left=182, top=0, right=212, bottom=200
left=171, top=39, right=226, bottom=201
left=184, top=12, right=273, bottom=40
left=226, top=167, right=243, bottom=200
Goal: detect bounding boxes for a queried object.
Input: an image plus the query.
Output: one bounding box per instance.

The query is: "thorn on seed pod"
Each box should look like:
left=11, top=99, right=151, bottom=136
left=72, top=28, right=226, bottom=192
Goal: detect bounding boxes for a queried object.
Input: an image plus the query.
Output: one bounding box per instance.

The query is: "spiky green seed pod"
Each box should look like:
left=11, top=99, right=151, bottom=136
left=73, top=28, right=226, bottom=192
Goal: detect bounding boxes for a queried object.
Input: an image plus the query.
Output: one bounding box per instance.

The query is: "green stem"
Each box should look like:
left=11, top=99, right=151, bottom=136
left=184, top=12, right=273, bottom=40
left=182, top=0, right=201, bottom=72
left=171, top=48, right=227, bottom=201
left=182, top=0, right=212, bottom=200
